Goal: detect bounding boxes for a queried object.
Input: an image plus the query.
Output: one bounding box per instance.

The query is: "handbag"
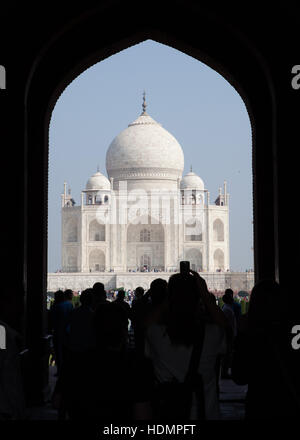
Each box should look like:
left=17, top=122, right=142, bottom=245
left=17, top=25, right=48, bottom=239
left=154, top=324, right=206, bottom=420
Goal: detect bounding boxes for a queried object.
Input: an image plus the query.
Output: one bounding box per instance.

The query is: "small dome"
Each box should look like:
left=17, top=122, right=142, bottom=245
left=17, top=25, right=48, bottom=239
left=180, top=171, right=204, bottom=190
left=86, top=171, right=110, bottom=190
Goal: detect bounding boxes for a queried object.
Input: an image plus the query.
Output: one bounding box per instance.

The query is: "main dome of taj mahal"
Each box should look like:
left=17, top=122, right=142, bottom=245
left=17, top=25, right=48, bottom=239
left=106, top=111, right=184, bottom=183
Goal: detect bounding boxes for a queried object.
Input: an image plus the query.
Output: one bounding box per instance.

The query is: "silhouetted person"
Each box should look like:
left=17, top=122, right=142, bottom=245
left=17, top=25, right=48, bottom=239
left=149, top=279, right=168, bottom=309
left=53, top=289, right=73, bottom=376
left=225, top=288, right=242, bottom=323
left=231, top=279, right=298, bottom=419
left=66, top=289, right=96, bottom=353
left=131, top=286, right=150, bottom=355
left=131, top=286, right=145, bottom=307
left=143, top=279, right=168, bottom=329
left=50, top=290, right=64, bottom=368
left=57, top=289, right=96, bottom=419
left=221, top=291, right=236, bottom=379
left=92, top=282, right=108, bottom=310
left=145, top=271, right=228, bottom=420
left=50, top=290, right=64, bottom=314
left=114, top=290, right=132, bottom=332
left=222, top=292, right=237, bottom=337
left=63, top=302, right=153, bottom=420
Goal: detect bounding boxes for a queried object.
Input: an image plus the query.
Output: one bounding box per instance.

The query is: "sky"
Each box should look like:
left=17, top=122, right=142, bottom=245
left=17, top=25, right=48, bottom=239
left=48, top=39, right=253, bottom=273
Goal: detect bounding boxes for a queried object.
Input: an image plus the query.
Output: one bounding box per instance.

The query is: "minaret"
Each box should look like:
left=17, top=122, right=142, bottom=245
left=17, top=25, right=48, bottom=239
left=61, top=181, right=67, bottom=207
left=61, top=182, right=74, bottom=207
left=224, top=180, right=228, bottom=205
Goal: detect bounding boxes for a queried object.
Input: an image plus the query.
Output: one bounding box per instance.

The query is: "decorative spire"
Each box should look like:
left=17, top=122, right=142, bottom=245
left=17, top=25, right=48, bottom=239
left=142, top=90, right=147, bottom=114
left=190, top=165, right=193, bottom=172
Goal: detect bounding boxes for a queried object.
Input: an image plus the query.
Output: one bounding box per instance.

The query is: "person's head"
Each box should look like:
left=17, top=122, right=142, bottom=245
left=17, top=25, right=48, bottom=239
left=92, top=282, right=107, bottom=308
left=134, top=286, right=144, bottom=299
left=248, top=279, right=284, bottom=326
left=116, top=290, right=125, bottom=301
left=166, top=273, right=200, bottom=346
left=80, top=288, right=93, bottom=308
left=64, top=289, right=73, bottom=301
left=149, top=278, right=168, bottom=307
left=93, top=282, right=105, bottom=294
left=222, top=292, right=233, bottom=305
left=94, top=302, right=128, bottom=350
left=225, top=288, right=234, bottom=298
left=54, top=290, right=64, bottom=304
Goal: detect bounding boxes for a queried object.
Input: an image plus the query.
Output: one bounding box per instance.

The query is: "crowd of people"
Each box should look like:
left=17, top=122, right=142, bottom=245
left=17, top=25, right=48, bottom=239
left=1, top=272, right=297, bottom=421
left=46, top=273, right=298, bottom=421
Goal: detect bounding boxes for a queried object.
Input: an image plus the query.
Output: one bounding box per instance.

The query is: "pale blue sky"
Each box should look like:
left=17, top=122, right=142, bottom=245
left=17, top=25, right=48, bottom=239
left=48, top=40, right=253, bottom=273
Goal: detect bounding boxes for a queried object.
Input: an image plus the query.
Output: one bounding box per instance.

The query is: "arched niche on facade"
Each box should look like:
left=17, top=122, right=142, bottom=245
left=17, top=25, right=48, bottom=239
left=185, top=217, right=202, bottom=241
left=140, top=254, right=151, bottom=270
left=89, top=249, right=105, bottom=272
left=66, top=218, right=78, bottom=243
left=185, top=248, right=203, bottom=271
left=127, top=216, right=164, bottom=270
left=65, top=247, right=78, bottom=272
left=213, top=219, right=224, bottom=242
left=89, top=219, right=105, bottom=241
left=213, top=248, right=225, bottom=271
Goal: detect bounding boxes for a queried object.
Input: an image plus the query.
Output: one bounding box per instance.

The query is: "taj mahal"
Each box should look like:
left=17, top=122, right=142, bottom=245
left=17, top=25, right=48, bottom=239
left=47, top=95, right=254, bottom=293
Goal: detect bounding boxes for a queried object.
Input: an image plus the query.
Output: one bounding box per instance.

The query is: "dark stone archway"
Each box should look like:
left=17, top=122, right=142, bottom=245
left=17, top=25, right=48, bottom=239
left=3, top=1, right=299, bottom=405
left=25, top=2, right=276, bottom=348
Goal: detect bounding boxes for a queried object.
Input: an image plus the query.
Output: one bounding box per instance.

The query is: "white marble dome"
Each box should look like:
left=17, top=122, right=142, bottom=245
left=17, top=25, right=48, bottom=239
left=180, top=171, right=204, bottom=190
left=86, top=171, right=110, bottom=190
left=105, top=112, right=184, bottom=181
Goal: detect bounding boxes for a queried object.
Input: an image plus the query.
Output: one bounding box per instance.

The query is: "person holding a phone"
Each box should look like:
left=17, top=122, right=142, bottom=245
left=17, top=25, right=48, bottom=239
left=144, top=263, right=229, bottom=420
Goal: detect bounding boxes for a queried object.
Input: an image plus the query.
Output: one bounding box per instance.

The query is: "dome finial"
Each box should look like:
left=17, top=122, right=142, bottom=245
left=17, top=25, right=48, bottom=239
left=142, top=90, right=147, bottom=114
left=190, top=164, right=193, bottom=172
